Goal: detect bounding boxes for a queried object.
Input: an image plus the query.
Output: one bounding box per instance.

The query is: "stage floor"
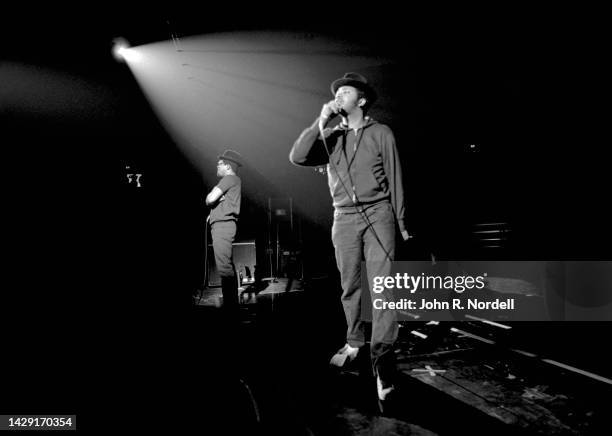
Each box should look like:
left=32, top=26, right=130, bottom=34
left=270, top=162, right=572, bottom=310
left=189, top=277, right=610, bottom=435
left=193, top=277, right=305, bottom=307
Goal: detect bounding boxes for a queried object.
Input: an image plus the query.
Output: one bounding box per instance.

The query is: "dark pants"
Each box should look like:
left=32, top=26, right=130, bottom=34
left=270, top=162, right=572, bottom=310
left=332, top=201, right=398, bottom=383
left=211, top=220, right=238, bottom=311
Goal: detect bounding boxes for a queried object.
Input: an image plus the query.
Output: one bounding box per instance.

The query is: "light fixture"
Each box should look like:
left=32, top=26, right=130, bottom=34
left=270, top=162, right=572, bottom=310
left=112, top=37, right=141, bottom=63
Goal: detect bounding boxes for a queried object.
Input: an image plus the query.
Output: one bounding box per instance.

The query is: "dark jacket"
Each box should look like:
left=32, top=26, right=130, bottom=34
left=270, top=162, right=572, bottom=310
left=290, top=116, right=406, bottom=232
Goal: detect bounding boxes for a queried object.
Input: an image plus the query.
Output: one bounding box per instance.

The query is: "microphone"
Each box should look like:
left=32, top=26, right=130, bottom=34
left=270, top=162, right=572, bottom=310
left=334, top=98, right=344, bottom=114
left=320, top=100, right=344, bottom=129
left=326, top=100, right=344, bottom=120
left=335, top=98, right=349, bottom=118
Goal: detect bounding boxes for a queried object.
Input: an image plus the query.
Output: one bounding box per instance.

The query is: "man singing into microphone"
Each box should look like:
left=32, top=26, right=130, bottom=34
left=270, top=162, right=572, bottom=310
left=206, top=150, right=243, bottom=323
left=289, top=73, right=409, bottom=405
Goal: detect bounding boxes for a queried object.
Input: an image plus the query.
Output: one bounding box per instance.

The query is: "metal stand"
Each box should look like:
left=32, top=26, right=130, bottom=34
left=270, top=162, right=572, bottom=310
left=196, top=215, right=211, bottom=304
left=263, top=197, right=277, bottom=283
left=260, top=197, right=305, bottom=283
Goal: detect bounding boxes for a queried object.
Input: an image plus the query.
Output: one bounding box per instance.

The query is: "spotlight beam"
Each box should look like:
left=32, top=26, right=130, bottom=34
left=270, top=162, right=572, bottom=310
left=174, top=48, right=382, bottom=57
left=183, top=64, right=327, bottom=97
left=186, top=81, right=290, bottom=134
left=187, top=76, right=307, bottom=123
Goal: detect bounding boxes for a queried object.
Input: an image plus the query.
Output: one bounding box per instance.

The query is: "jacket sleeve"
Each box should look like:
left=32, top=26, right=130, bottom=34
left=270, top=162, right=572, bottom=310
left=380, top=127, right=407, bottom=233
left=289, top=117, right=335, bottom=167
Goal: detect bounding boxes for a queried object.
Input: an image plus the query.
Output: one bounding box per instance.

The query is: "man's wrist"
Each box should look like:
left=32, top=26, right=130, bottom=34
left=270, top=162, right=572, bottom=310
left=318, top=117, right=328, bottom=130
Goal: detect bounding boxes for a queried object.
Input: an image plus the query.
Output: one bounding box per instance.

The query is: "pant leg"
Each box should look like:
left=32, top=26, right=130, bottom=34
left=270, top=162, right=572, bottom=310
left=362, top=202, right=398, bottom=384
left=332, top=211, right=365, bottom=348
left=212, top=221, right=238, bottom=309
left=212, top=221, right=237, bottom=279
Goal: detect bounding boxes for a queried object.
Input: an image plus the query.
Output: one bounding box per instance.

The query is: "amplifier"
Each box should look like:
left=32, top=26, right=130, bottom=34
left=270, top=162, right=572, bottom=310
left=207, top=240, right=256, bottom=287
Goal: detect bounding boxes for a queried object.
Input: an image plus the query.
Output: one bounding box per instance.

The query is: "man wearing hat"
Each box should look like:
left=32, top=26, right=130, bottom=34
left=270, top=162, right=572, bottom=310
left=206, top=150, right=243, bottom=317
left=290, top=73, right=409, bottom=404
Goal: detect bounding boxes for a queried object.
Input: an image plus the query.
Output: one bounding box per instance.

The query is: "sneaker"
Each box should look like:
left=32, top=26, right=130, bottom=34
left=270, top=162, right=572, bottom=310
left=376, top=374, right=395, bottom=401
left=329, top=344, right=360, bottom=368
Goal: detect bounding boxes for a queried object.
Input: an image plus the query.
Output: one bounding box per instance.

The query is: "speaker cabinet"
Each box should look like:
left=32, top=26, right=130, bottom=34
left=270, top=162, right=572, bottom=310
left=207, top=240, right=256, bottom=287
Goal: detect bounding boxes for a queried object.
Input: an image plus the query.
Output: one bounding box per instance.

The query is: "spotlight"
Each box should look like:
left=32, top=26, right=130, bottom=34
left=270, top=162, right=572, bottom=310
left=112, top=37, right=141, bottom=63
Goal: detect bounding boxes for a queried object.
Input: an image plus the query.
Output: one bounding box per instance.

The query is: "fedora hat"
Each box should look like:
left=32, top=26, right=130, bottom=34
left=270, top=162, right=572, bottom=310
left=330, top=72, right=377, bottom=105
left=217, top=149, right=243, bottom=167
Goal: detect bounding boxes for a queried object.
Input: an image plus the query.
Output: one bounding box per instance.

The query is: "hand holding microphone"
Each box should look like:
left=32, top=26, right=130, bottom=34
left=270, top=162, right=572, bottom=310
left=319, top=99, right=343, bottom=130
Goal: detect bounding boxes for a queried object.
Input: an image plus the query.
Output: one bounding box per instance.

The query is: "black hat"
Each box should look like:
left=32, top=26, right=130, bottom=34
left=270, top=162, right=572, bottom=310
left=218, top=149, right=243, bottom=167
left=330, top=72, right=377, bottom=105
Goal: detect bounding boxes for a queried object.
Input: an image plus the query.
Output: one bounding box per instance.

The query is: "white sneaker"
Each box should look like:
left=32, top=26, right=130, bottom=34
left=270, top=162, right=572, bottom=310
left=329, top=344, right=360, bottom=367
left=377, top=375, right=395, bottom=401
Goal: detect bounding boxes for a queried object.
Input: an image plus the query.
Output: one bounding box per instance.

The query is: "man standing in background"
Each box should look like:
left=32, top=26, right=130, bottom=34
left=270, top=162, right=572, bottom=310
left=206, top=150, right=243, bottom=322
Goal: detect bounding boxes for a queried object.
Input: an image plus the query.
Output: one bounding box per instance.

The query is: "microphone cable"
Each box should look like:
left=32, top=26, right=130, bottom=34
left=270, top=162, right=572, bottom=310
left=318, top=118, right=395, bottom=263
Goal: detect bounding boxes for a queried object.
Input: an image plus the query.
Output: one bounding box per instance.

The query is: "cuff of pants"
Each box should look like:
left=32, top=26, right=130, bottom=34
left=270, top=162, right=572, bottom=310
left=371, top=342, right=397, bottom=386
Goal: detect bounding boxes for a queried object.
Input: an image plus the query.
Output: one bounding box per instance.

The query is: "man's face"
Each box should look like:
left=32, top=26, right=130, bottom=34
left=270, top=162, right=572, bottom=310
left=335, top=86, right=363, bottom=115
left=216, top=160, right=230, bottom=177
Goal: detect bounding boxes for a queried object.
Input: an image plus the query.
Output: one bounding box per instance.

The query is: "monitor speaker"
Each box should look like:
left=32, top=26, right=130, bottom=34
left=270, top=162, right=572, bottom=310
left=207, top=240, right=256, bottom=287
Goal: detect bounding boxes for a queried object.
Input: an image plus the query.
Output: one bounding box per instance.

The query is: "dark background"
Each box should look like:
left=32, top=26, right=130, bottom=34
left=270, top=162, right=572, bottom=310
left=1, top=6, right=609, bottom=430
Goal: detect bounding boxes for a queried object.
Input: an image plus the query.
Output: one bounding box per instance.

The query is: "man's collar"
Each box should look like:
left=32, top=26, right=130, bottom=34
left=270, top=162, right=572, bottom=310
left=338, top=116, right=370, bottom=131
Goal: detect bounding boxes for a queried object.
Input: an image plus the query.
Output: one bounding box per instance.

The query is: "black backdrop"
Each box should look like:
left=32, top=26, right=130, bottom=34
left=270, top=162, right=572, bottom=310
left=1, top=6, right=609, bottom=428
